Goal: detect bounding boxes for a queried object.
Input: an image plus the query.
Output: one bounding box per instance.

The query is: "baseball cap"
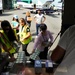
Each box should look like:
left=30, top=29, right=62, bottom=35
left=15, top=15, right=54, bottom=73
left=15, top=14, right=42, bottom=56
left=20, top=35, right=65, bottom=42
left=13, top=15, right=18, bottom=19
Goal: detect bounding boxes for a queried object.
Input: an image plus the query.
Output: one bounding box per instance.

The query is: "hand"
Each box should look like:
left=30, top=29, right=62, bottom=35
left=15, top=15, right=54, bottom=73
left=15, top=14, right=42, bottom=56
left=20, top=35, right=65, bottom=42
left=31, top=49, right=35, bottom=54
left=20, top=37, right=27, bottom=42
left=20, top=39, right=24, bottom=42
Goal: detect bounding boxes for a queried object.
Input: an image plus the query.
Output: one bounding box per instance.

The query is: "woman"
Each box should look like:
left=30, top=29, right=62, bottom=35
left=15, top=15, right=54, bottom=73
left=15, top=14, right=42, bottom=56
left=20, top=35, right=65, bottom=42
left=25, top=11, right=32, bottom=27
left=11, top=15, right=19, bottom=33
left=0, top=20, right=18, bottom=61
left=31, top=24, right=53, bottom=59
left=18, top=18, right=32, bottom=56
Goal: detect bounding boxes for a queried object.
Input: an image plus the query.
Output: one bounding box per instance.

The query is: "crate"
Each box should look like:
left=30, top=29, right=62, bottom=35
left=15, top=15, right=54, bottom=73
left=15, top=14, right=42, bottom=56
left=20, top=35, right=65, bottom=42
left=9, top=51, right=26, bottom=75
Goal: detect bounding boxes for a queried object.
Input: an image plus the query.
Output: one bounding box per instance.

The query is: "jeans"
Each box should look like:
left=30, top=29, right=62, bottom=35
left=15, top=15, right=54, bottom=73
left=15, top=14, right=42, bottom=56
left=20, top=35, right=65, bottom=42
left=36, top=24, right=41, bottom=35
left=22, top=44, right=30, bottom=56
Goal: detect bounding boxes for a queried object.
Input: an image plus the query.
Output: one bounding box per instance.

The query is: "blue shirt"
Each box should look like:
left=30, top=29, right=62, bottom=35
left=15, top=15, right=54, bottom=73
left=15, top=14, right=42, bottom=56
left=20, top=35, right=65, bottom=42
left=12, top=21, right=19, bottom=27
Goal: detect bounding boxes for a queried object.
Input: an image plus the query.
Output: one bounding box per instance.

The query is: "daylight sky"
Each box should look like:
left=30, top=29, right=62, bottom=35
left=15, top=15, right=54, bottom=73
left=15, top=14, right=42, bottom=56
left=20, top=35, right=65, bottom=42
left=32, top=0, right=61, bottom=6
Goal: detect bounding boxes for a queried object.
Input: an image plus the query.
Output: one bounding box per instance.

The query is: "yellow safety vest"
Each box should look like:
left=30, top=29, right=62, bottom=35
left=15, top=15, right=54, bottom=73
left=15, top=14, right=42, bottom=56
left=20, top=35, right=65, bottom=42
left=19, top=25, right=32, bottom=44
left=13, top=29, right=18, bottom=40
left=0, top=30, right=16, bottom=54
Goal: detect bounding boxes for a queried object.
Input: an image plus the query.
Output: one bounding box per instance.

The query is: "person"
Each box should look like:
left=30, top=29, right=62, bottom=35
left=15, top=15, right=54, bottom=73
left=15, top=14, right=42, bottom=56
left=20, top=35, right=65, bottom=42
left=51, top=25, right=75, bottom=75
left=25, top=11, right=32, bottom=28
left=17, top=18, right=32, bottom=56
left=11, top=15, right=19, bottom=33
left=0, top=20, right=18, bottom=61
left=34, top=10, right=46, bottom=35
left=31, top=24, right=53, bottom=59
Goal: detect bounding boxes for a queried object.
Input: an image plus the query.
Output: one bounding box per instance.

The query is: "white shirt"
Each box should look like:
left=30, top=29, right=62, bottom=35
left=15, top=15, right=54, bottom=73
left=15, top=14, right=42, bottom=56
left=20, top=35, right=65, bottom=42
left=34, top=14, right=45, bottom=24
left=54, top=25, right=75, bottom=75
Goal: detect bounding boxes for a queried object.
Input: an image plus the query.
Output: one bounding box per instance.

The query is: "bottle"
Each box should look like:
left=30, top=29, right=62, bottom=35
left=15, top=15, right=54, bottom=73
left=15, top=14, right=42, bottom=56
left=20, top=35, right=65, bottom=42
left=45, top=60, right=53, bottom=73
left=34, top=60, right=42, bottom=74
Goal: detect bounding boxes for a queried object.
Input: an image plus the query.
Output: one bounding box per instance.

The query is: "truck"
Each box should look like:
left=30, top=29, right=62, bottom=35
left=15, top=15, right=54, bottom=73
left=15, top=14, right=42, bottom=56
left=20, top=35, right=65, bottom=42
left=0, top=0, right=3, bottom=14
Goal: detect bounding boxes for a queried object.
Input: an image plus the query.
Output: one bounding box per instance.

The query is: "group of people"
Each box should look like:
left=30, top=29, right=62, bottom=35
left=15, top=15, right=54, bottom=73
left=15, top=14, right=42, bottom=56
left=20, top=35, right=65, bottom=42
left=0, top=20, right=32, bottom=61
left=0, top=9, right=53, bottom=61
left=25, top=15, right=75, bottom=75
left=0, top=9, right=75, bottom=75
left=0, top=11, right=32, bottom=60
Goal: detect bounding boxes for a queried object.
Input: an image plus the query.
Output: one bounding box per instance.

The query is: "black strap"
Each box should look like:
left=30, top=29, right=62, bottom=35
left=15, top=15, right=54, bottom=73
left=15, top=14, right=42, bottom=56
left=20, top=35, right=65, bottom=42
left=48, top=31, right=61, bottom=49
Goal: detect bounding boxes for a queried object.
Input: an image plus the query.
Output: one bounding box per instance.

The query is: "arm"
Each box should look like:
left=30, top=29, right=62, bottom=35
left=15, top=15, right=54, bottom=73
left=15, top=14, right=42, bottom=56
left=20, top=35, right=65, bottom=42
left=27, top=16, right=32, bottom=21
left=24, top=32, right=31, bottom=39
left=32, top=36, right=41, bottom=53
left=43, top=16, right=46, bottom=23
left=33, top=15, right=37, bottom=23
left=21, top=27, right=31, bottom=41
left=48, top=31, right=53, bottom=43
left=42, top=15, right=46, bottom=23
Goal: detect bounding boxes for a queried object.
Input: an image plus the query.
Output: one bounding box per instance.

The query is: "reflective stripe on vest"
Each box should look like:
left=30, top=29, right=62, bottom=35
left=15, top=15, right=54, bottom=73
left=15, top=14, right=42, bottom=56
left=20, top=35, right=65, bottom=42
left=0, top=30, right=16, bottom=54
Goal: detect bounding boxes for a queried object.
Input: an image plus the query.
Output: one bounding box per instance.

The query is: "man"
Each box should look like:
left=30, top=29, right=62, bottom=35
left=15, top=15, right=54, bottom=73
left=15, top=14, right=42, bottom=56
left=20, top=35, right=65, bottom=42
left=34, top=10, right=46, bottom=35
left=51, top=25, right=75, bottom=75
